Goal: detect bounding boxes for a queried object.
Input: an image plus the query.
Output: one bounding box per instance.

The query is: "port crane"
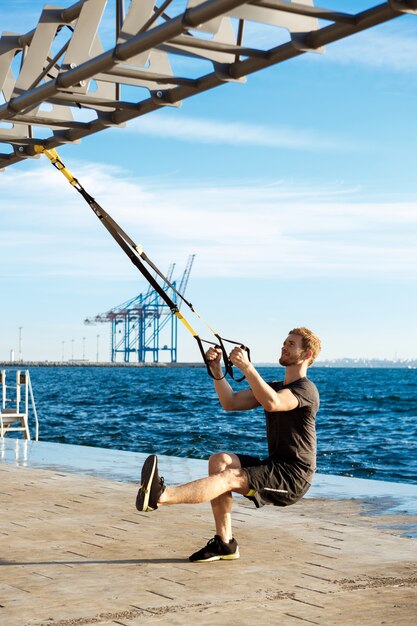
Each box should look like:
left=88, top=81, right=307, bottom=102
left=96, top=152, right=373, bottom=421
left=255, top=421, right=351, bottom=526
left=84, top=254, right=195, bottom=363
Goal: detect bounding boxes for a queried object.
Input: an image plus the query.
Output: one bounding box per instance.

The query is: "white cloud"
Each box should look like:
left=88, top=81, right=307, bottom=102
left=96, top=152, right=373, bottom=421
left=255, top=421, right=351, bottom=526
left=322, top=23, right=417, bottom=72
left=1, top=160, right=417, bottom=282
left=128, top=114, right=343, bottom=150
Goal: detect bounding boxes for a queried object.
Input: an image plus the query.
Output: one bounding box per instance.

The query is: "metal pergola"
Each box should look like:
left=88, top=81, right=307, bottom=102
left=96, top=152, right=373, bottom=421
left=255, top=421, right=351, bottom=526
left=0, top=0, right=416, bottom=172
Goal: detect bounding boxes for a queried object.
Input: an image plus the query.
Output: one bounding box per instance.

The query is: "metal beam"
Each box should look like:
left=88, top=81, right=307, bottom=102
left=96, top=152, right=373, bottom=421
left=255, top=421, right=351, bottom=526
left=0, top=0, right=414, bottom=171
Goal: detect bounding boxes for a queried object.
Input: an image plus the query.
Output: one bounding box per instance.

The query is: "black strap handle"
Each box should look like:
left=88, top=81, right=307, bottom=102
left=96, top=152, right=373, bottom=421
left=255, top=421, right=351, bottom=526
left=215, top=335, right=251, bottom=383
left=195, top=335, right=251, bottom=382
left=194, top=336, right=227, bottom=381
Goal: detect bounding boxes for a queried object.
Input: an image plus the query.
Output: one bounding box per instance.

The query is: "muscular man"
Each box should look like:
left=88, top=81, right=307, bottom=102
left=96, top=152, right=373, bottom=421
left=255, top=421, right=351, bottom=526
left=136, top=326, right=321, bottom=562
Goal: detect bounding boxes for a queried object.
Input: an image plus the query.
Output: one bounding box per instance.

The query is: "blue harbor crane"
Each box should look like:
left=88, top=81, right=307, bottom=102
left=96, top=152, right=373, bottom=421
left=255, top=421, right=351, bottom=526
left=84, top=255, right=195, bottom=364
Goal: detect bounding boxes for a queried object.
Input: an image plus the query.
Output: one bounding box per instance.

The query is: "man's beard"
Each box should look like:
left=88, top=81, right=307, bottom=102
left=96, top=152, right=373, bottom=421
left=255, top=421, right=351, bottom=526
left=279, top=354, right=300, bottom=366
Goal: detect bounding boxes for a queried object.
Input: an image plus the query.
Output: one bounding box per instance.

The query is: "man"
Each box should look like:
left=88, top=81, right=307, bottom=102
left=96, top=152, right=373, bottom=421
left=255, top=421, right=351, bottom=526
left=136, top=326, right=321, bottom=563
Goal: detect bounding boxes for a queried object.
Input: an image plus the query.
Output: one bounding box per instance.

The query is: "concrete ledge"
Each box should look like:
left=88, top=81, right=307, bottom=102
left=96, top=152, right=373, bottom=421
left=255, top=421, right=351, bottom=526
left=1, top=460, right=416, bottom=626
left=2, top=439, right=417, bottom=523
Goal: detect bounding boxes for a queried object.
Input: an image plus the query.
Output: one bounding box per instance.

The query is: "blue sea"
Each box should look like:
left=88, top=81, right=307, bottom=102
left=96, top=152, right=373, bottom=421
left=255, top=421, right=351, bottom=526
left=17, top=366, right=417, bottom=485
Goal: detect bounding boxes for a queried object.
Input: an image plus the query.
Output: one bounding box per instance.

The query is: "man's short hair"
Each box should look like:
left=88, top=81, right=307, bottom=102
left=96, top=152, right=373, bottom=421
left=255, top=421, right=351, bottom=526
left=288, top=327, right=321, bottom=365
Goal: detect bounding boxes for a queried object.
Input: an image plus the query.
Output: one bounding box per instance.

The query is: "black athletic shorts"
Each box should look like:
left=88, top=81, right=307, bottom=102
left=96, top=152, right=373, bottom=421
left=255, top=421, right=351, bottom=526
left=237, top=454, right=312, bottom=509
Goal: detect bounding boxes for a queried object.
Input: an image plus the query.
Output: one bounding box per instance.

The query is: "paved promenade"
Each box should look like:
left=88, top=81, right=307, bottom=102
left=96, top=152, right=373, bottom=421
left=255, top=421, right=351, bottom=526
left=1, top=458, right=416, bottom=626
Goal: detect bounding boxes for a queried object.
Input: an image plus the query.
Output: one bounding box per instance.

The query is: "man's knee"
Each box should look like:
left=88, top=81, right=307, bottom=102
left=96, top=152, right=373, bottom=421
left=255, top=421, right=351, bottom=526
left=208, top=452, right=239, bottom=475
left=224, top=467, right=250, bottom=493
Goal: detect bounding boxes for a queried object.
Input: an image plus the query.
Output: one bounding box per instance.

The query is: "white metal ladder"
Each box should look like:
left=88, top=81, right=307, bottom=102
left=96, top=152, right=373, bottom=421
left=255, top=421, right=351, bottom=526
left=0, top=370, right=39, bottom=441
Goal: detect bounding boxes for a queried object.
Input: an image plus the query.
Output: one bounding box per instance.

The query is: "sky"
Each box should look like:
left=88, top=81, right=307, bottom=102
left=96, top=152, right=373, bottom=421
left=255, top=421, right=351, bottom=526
left=1, top=0, right=417, bottom=364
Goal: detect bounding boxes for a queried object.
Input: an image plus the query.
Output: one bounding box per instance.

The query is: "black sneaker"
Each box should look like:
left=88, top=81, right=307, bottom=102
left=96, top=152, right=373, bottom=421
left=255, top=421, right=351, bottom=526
left=136, top=455, right=165, bottom=512
left=189, top=535, right=239, bottom=562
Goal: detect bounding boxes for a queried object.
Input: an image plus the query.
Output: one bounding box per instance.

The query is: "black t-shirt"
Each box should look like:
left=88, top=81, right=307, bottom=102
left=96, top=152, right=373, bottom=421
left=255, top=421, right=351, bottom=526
left=265, top=377, right=320, bottom=479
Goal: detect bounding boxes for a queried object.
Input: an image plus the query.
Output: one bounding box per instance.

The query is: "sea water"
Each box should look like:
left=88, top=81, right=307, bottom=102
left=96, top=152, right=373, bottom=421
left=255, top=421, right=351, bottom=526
left=18, top=366, right=417, bottom=485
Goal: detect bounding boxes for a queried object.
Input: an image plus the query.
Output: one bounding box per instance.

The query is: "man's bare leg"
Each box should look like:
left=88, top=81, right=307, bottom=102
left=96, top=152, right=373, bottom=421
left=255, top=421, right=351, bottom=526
left=158, top=465, right=249, bottom=510
left=208, top=452, right=245, bottom=542
left=136, top=454, right=249, bottom=561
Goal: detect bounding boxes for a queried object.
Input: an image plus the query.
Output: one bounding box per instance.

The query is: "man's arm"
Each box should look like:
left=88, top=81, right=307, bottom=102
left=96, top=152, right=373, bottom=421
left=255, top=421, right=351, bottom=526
left=229, top=347, right=299, bottom=413
left=207, top=347, right=260, bottom=411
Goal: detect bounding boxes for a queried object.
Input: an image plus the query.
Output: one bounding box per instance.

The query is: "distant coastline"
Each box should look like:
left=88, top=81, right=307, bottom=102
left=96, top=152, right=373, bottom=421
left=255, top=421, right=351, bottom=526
left=0, top=361, right=205, bottom=368
left=316, top=358, right=417, bottom=369
left=1, top=358, right=416, bottom=369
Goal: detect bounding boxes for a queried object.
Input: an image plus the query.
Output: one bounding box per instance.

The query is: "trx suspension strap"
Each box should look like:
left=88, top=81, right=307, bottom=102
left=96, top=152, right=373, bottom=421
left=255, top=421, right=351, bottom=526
left=35, top=146, right=250, bottom=381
